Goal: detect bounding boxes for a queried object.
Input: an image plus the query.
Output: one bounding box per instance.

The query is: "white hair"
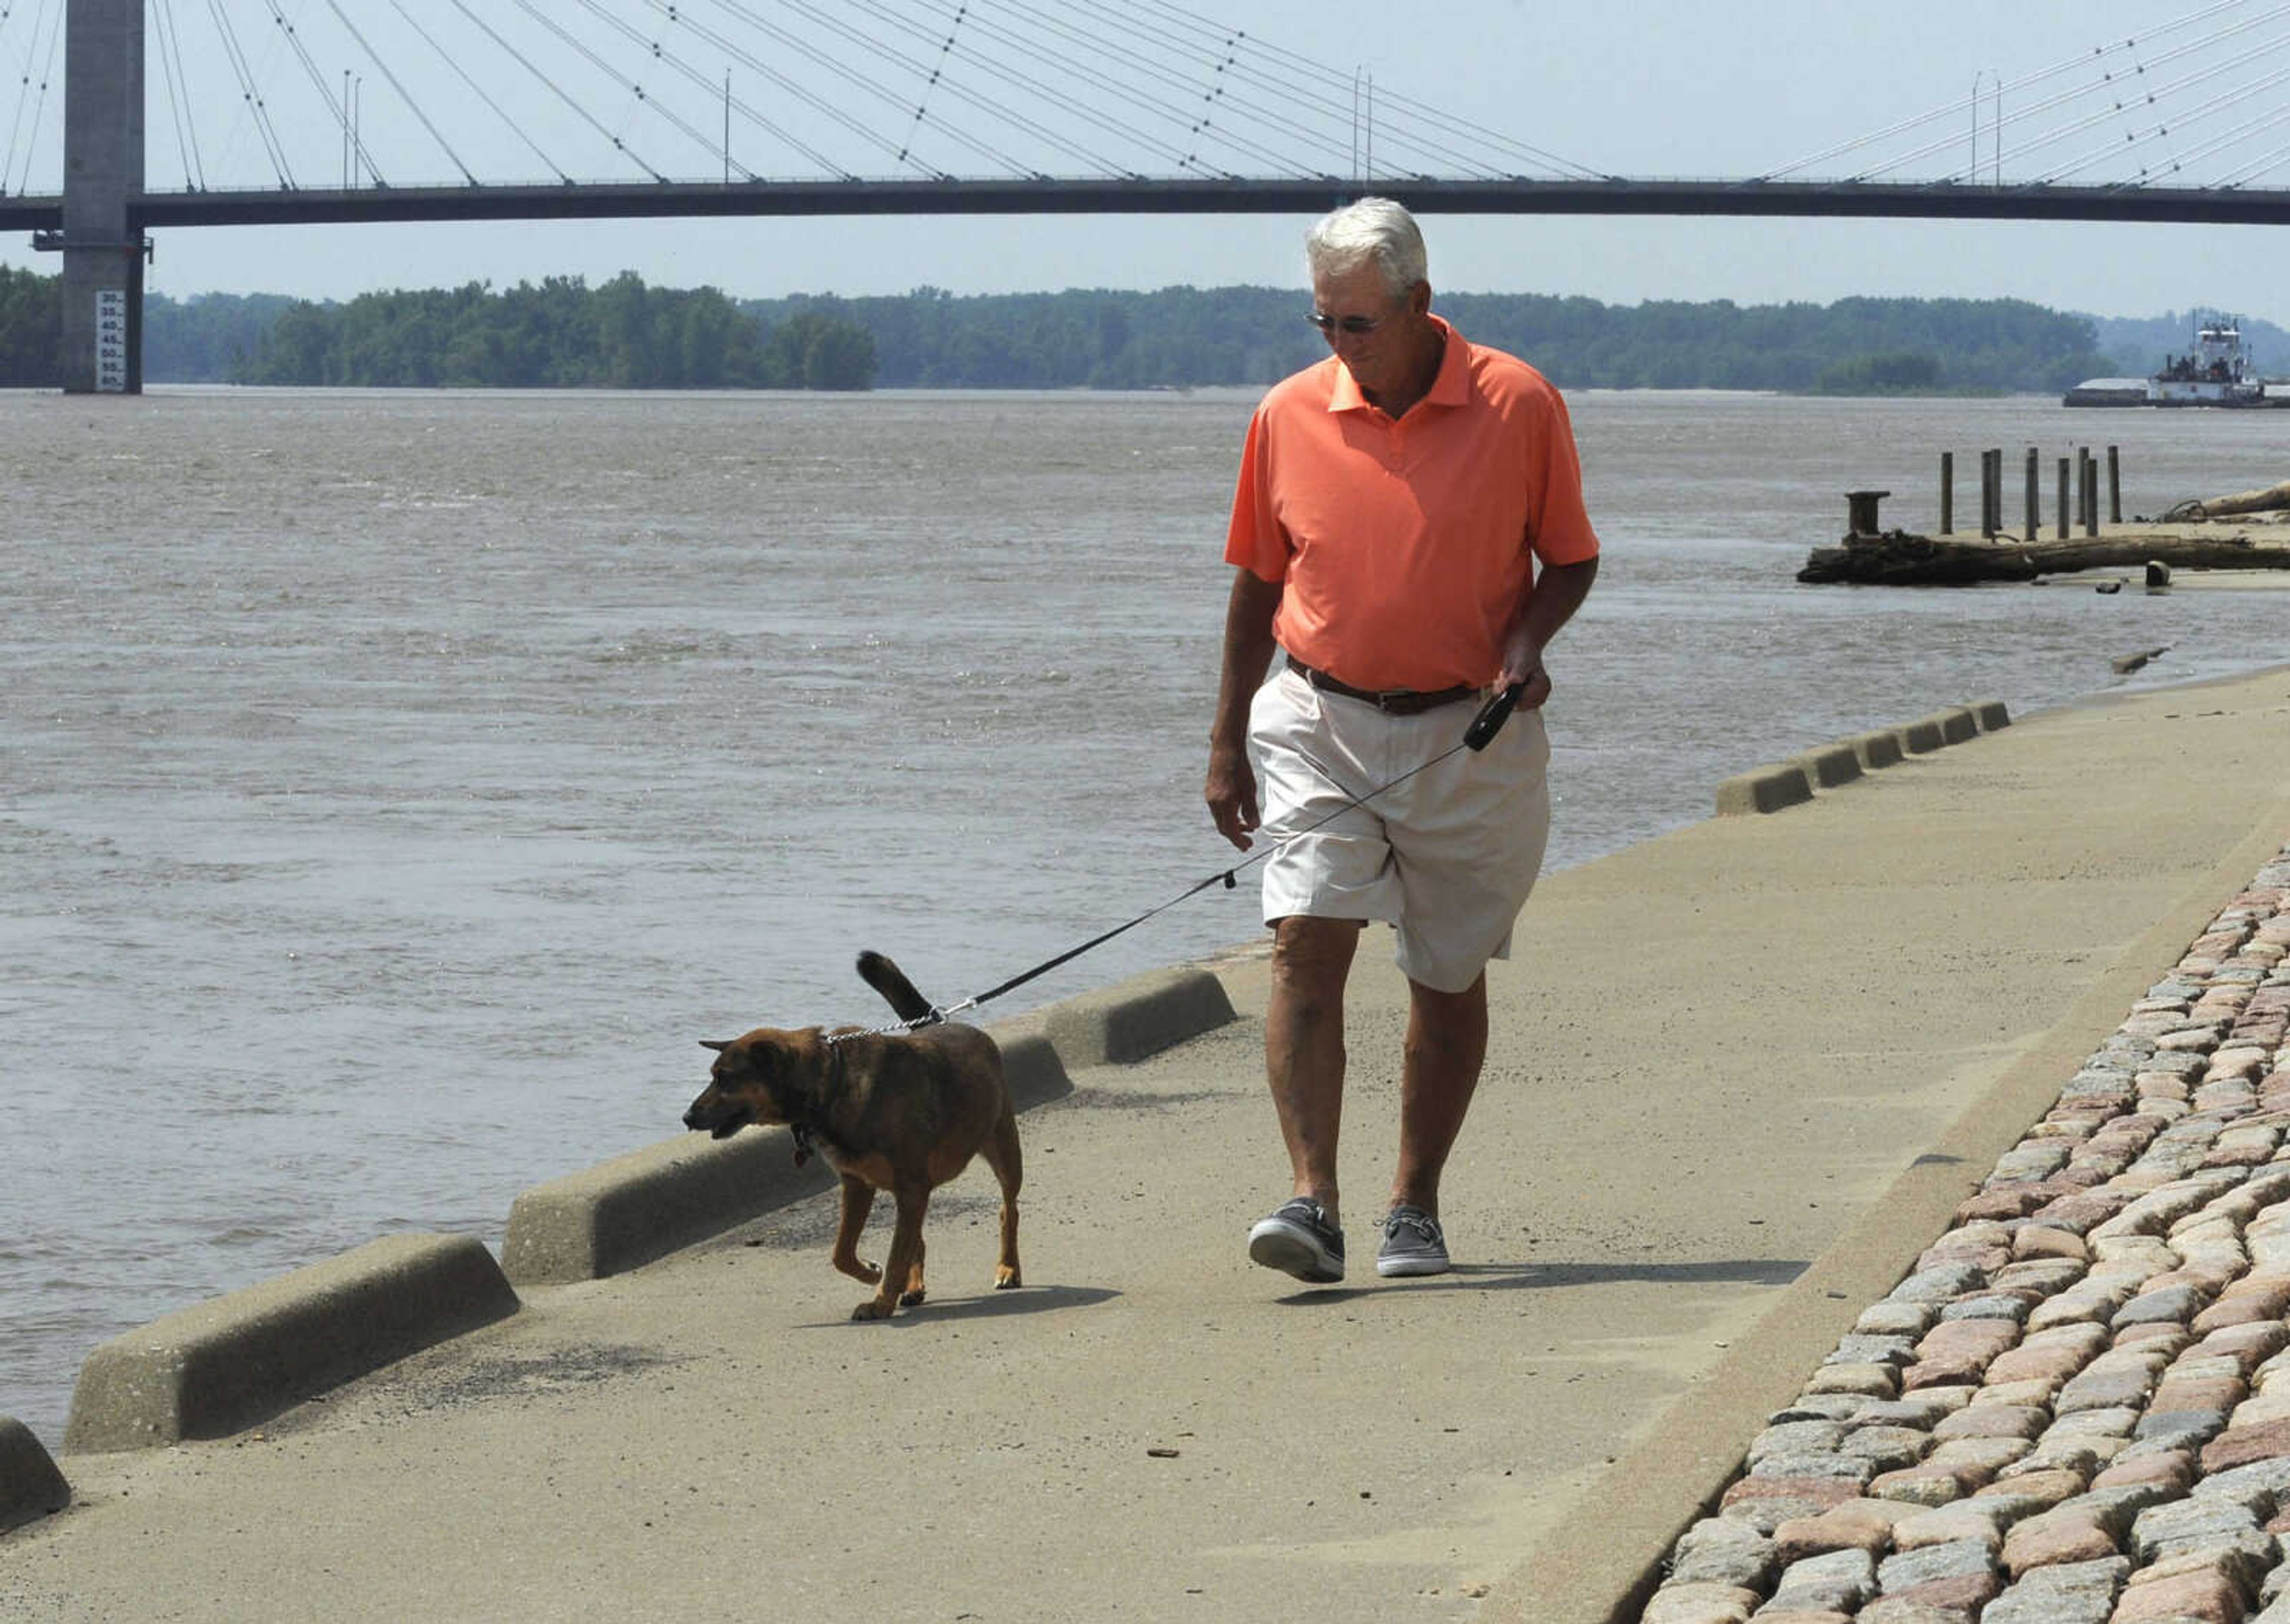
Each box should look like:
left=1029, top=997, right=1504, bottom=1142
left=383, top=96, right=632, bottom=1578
left=1304, top=197, right=1428, bottom=297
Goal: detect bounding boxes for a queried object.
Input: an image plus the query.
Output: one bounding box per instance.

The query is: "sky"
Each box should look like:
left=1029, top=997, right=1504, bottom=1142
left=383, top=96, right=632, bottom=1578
left=3, top=0, right=2286, bottom=323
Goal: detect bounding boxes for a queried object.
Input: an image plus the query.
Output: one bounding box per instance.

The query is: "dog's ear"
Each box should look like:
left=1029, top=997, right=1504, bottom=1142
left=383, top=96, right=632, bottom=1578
left=699, top=1039, right=731, bottom=1053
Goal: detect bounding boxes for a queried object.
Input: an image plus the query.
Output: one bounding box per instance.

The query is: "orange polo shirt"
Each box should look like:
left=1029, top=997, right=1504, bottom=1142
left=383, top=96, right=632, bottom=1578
left=1224, top=315, right=1600, bottom=693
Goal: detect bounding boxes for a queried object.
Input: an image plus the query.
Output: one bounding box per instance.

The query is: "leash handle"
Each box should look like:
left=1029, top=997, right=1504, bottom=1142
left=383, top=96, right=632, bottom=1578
left=1463, top=683, right=1526, bottom=751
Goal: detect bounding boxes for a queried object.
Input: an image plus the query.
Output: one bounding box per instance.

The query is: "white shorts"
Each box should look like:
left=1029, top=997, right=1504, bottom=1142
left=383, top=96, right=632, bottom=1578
left=1251, top=664, right=1552, bottom=993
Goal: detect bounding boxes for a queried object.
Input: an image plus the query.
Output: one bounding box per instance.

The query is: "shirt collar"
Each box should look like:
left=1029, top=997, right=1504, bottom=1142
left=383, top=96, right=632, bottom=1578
left=1328, top=314, right=1470, bottom=416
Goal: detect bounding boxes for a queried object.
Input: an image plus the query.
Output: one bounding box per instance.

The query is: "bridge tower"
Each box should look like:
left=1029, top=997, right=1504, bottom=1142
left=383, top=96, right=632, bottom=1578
left=60, top=0, right=144, bottom=393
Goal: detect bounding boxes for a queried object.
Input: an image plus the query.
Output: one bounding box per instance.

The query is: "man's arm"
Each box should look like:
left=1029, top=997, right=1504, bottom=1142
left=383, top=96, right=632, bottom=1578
left=1499, top=556, right=1598, bottom=709
left=1205, top=566, right=1284, bottom=851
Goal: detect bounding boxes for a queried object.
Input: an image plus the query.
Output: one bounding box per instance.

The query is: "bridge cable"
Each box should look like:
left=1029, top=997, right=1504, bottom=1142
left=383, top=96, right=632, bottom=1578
left=562, top=0, right=765, bottom=181
left=1857, top=22, right=2290, bottom=182
left=151, top=0, right=208, bottom=190
left=855, top=0, right=1260, bottom=177
left=1855, top=14, right=2290, bottom=181
left=316, top=0, right=476, bottom=185
left=1766, top=0, right=2286, bottom=180
left=2030, top=36, right=2290, bottom=182
left=638, top=4, right=861, bottom=179
left=1053, top=0, right=1376, bottom=175
left=763, top=0, right=1131, bottom=176
left=0, top=0, right=55, bottom=196
left=2115, top=38, right=2187, bottom=187
left=2026, top=54, right=2290, bottom=184
left=1765, top=0, right=2274, bottom=179
left=2214, top=126, right=2290, bottom=184
left=0, top=1, right=22, bottom=193
left=441, top=1, right=669, bottom=183
left=971, top=0, right=1335, bottom=176
left=2124, top=88, right=2290, bottom=182
left=202, top=0, right=295, bottom=188
left=1124, top=0, right=1607, bottom=179
left=512, top=0, right=736, bottom=182
left=256, top=0, right=389, bottom=190
left=1093, top=0, right=1562, bottom=180
left=915, top=0, right=1331, bottom=178
left=3, top=0, right=62, bottom=197
left=692, top=0, right=1047, bottom=177
left=895, top=0, right=965, bottom=166
left=383, top=0, right=569, bottom=186
left=634, top=1, right=884, bottom=179
left=495, top=1, right=673, bottom=181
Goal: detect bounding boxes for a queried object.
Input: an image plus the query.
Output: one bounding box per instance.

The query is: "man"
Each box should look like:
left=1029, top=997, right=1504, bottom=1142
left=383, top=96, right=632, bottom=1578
left=1204, top=197, right=1599, bottom=1284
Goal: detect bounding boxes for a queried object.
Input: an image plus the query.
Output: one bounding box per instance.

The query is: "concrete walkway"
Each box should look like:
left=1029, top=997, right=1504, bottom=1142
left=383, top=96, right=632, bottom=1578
left=9, top=667, right=2290, bottom=1623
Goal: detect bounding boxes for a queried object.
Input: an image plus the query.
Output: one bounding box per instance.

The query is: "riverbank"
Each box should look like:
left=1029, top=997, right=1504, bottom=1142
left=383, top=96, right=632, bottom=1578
left=12, top=665, right=2290, bottom=1620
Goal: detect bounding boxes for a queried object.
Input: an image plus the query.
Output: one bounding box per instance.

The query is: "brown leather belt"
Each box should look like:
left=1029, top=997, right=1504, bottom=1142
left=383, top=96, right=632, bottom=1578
left=1286, top=655, right=1477, bottom=716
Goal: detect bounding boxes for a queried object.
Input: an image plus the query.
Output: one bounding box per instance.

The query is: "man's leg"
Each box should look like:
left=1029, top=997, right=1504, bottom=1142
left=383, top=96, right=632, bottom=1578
left=1263, top=915, right=1362, bottom=1222
left=1388, top=971, right=1488, bottom=1219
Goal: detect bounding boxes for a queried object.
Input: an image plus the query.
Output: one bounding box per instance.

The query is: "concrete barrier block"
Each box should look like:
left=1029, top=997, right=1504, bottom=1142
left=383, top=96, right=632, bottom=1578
left=503, top=1126, right=834, bottom=1287
left=1791, top=744, right=1864, bottom=789
left=1970, top=699, right=2011, bottom=732
left=63, top=1234, right=518, bottom=1453
left=1, top=1417, right=70, bottom=1533
left=1714, top=765, right=1814, bottom=816
left=979, top=1019, right=1074, bottom=1112
left=1042, top=967, right=1237, bottom=1067
left=1894, top=717, right=1945, bottom=755
left=1924, top=706, right=1979, bottom=745
left=1846, top=730, right=1904, bottom=771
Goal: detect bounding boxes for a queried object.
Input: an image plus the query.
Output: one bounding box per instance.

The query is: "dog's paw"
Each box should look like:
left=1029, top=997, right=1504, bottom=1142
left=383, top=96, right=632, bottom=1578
left=850, top=1298, right=895, bottom=1322
left=898, top=1286, right=927, bottom=1308
left=994, top=1267, right=1022, bottom=1290
left=834, top=1256, right=883, bottom=1285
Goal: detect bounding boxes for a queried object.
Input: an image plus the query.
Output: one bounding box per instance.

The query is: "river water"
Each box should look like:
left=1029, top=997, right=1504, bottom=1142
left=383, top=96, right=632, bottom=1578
left=6, top=385, right=2290, bottom=1449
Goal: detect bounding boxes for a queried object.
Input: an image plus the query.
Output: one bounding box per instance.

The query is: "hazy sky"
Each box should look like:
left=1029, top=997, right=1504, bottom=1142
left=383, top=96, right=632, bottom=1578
left=4, top=0, right=2284, bottom=322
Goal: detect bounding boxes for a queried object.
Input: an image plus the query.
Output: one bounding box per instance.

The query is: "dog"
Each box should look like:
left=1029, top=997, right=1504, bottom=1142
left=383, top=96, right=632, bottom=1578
left=682, top=952, right=1021, bottom=1321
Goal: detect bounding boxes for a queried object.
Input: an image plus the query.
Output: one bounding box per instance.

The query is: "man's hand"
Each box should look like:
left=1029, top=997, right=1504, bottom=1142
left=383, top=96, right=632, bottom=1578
left=1499, top=556, right=1596, bottom=711
left=1497, top=634, right=1554, bottom=711
left=1205, top=740, right=1260, bottom=851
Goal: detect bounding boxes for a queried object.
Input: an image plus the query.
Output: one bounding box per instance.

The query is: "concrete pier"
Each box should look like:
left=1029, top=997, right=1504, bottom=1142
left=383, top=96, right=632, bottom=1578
left=58, top=0, right=144, bottom=393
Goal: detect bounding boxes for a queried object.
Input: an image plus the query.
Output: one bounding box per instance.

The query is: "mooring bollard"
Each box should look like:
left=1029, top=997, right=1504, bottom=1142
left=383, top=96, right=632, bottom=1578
left=1846, top=489, right=1890, bottom=538
left=2108, top=444, right=2122, bottom=525
left=1939, top=451, right=1952, bottom=535
left=2056, top=455, right=2069, bottom=541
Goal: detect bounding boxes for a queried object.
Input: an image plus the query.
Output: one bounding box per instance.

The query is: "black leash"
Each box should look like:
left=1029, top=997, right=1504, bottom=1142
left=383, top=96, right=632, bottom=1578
left=890, top=681, right=1529, bottom=1031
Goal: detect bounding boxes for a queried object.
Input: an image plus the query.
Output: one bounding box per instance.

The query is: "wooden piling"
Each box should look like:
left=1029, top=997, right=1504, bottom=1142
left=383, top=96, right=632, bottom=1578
left=1939, top=451, right=1952, bottom=536
left=2108, top=444, right=2121, bottom=525
left=2056, top=456, right=2069, bottom=541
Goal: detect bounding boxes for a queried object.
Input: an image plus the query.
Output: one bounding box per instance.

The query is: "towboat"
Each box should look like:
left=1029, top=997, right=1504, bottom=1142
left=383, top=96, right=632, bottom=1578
left=2065, top=311, right=2287, bottom=407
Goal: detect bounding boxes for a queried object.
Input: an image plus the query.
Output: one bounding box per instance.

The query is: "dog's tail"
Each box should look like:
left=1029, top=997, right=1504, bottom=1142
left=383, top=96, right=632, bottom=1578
left=856, top=951, right=936, bottom=1024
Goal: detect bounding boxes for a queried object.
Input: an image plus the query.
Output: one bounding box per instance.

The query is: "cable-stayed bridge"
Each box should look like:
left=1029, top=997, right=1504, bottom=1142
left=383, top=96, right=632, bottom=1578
left=10, top=0, right=2290, bottom=390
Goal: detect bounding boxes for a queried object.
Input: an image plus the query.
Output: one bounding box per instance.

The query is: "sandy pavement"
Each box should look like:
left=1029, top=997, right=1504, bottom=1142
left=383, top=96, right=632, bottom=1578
left=10, top=666, right=2290, bottom=1623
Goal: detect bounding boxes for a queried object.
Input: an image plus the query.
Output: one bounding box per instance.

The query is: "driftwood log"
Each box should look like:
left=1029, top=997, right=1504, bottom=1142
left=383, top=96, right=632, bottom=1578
left=1798, top=528, right=2290, bottom=585
left=2163, top=478, right=2290, bottom=520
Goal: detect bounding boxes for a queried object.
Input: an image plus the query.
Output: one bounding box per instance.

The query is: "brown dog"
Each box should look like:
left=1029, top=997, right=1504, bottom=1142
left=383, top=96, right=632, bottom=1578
left=683, top=952, right=1022, bottom=1321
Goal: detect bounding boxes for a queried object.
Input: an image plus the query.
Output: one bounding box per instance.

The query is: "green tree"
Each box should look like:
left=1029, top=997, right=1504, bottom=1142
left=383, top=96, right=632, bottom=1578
left=0, top=265, right=61, bottom=386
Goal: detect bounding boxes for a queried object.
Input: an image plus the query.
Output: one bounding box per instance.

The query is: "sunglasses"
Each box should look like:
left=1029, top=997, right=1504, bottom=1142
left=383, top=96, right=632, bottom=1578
left=1306, top=309, right=1393, bottom=337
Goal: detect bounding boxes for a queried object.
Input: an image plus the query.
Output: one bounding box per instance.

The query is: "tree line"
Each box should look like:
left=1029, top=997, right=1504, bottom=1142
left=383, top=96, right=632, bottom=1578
left=0, top=265, right=2137, bottom=395
left=0, top=269, right=876, bottom=389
